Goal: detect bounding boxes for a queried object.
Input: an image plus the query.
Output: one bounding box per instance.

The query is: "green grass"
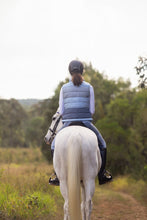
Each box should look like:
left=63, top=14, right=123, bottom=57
left=0, top=187, right=56, bottom=219
left=0, top=148, right=146, bottom=219
left=0, top=162, right=60, bottom=219
left=0, top=148, right=63, bottom=219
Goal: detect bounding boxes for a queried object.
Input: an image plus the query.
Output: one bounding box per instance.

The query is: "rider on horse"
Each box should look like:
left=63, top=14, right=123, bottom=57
left=49, top=60, right=112, bottom=185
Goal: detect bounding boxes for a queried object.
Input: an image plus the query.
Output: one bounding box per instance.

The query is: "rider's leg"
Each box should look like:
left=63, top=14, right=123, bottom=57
left=49, top=144, right=60, bottom=186
left=82, top=121, right=112, bottom=185
left=98, top=148, right=113, bottom=185
left=82, top=121, right=106, bottom=150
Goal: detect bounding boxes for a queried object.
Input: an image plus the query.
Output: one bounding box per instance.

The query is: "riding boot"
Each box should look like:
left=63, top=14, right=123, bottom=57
left=49, top=149, right=60, bottom=186
left=98, top=148, right=112, bottom=185
left=51, top=149, right=54, bottom=158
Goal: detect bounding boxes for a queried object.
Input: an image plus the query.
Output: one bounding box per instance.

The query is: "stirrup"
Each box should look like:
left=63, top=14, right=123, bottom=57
left=49, top=173, right=60, bottom=186
left=99, top=170, right=113, bottom=185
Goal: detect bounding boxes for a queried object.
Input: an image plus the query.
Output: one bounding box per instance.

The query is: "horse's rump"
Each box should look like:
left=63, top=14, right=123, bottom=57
left=53, top=126, right=101, bottom=220
left=54, top=126, right=101, bottom=181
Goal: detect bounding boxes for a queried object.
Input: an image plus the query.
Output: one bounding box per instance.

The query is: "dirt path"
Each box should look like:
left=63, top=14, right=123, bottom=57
left=91, top=190, right=147, bottom=220
left=50, top=188, right=147, bottom=220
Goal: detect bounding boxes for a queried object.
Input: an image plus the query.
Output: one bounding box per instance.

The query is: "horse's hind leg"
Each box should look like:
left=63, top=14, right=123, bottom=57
left=63, top=201, right=69, bottom=220
left=81, top=183, right=86, bottom=220
left=84, top=180, right=95, bottom=220
left=60, top=180, right=69, bottom=220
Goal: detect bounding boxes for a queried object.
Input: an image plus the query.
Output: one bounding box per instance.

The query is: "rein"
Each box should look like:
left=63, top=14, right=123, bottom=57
left=49, top=115, right=62, bottom=137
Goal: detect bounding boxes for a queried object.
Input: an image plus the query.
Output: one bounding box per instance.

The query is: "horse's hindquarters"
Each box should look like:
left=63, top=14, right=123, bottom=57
left=54, top=126, right=101, bottom=220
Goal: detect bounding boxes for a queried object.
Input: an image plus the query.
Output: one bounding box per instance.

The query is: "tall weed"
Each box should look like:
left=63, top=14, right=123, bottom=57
left=0, top=147, right=45, bottom=164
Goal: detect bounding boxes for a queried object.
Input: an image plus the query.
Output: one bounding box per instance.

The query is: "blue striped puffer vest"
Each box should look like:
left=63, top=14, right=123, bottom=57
left=62, top=81, right=92, bottom=122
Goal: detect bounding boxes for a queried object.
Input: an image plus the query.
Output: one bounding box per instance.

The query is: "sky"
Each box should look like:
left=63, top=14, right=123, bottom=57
left=0, top=0, right=147, bottom=99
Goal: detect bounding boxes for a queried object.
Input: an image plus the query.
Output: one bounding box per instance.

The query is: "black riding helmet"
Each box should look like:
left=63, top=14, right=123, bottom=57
left=68, top=60, right=84, bottom=75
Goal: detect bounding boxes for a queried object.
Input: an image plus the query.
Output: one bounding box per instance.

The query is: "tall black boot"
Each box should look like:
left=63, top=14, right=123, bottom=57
left=49, top=149, right=60, bottom=186
left=98, top=148, right=112, bottom=185
left=51, top=149, right=54, bottom=158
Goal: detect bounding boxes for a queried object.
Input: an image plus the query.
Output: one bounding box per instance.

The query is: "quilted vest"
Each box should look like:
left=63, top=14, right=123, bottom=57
left=62, top=81, right=92, bottom=122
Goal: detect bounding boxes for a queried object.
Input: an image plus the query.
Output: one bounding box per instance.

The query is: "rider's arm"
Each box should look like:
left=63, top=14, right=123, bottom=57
left=90, top=85, right=95, bottom=115
left=59, top=87, right=64, bottom=115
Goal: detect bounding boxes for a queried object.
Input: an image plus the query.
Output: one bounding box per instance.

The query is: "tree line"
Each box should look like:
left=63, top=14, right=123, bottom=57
left=0, top=62, right=146, bottom=180
left=0, top=99, right=45, bottom=148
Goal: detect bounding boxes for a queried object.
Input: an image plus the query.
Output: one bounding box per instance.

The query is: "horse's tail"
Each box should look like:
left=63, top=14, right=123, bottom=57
left=67, top=134, right=81, bottom=220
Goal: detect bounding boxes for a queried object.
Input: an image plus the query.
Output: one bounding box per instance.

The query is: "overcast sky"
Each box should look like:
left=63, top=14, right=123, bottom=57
left=0, top=0, right=147, bottom=99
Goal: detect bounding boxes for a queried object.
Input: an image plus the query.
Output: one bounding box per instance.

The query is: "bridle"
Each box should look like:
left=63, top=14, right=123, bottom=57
left=49, top=115, right=62, bottom=138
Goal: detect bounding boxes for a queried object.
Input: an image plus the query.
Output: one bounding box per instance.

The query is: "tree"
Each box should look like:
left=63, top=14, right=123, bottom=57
left=0, top=99, right=27, bottom=147
left=135, top=56, right=147, bottom=89
left=96, top=90, right=147, bottom=179
left=84, top=63, right=131, bottom=122
left=25, top=117, right=44, bottom=147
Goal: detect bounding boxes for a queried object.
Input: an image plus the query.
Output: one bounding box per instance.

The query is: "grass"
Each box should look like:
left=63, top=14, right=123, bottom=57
left=0, top=147, right=146, bottom=219
left=0, top=163, right=63, bottom=219
left=105, top=176, right=147, bottom=205
left=0, top=148, right=63, bottom=219
left=0, top=162, right=61, bottom=219
left=0, top=147, right=45, bottom=164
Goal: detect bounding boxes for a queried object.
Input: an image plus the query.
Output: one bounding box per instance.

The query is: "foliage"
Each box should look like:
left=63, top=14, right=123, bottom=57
left=0, top=99, right=27, bottom=148
left=97, top=89, right=147, bottom=179
left=106, top=176, right=147, bottom=205
left=0, top=162, right=58, bottom=219
left=0, top=98, right=50, bottom=148
left=0, top=189, right=56, bottom=219
left=83, top=63, right=131, bottom=122
left=17, top=99, right=42, bottom=110
left=25, top=117, right=44, bottom=147
left=135, top=56, right=147, bottom=89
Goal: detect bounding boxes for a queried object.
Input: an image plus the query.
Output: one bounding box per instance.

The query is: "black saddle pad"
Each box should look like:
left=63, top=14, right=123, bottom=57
left=69, top=121, right=86, bottom=127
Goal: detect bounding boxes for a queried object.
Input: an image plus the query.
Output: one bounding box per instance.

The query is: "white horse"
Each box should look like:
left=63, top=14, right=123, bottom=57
left=45, top=110, right=102, bottom=220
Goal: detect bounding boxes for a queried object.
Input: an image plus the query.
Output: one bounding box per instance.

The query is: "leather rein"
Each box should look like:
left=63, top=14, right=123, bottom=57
left=49, top=115, right=62, bottom=137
